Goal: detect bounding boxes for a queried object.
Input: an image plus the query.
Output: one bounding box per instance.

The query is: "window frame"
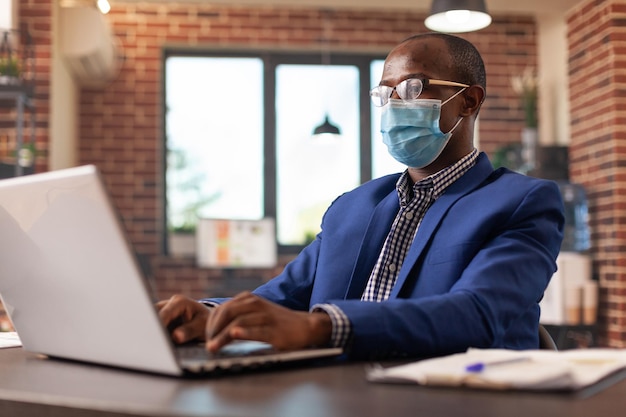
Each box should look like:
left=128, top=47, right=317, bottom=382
left=161, top=47, right=386, bottom=256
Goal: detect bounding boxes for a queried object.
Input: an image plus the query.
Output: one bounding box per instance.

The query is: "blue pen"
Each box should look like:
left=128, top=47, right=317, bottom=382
left=465, top=357, right=531, bottom=373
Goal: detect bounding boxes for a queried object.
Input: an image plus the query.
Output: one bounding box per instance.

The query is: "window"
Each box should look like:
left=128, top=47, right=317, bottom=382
left=370, top=60, right=405, bottom=178
left=275, top=63, right=360, bottom=244
left=164, top=50, right=398, bottom=255
left=165, top=57, right=264, bottom=230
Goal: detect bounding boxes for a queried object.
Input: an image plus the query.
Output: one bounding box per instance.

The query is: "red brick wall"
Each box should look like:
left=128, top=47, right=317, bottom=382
left=4, top=2, right=541, bottom=320
left=568, top=0, right=626, bottom=347
left=79, top=2, right=537, bottom=301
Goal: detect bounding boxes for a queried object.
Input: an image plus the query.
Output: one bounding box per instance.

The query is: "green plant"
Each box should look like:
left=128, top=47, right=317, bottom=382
left=492, top=143, right=523, bottom=171
left=0, top=56, right=20, bottom=78
left=9, top=142, right=38, bottom=167
left=166, top=147, right=221, bottom=234
left=511, top=67, right=538, bottom=128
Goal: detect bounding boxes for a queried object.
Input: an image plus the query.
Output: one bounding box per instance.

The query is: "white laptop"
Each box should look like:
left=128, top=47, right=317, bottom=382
left=0, top=165, right=342, bottom=376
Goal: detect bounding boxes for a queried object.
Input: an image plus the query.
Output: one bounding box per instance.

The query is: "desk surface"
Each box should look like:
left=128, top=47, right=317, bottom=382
left=1, top=347, right=625, bottom=417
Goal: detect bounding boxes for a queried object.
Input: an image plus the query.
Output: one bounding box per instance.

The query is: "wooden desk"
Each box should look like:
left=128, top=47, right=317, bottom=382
left=1, top=347, right=625, bottom=417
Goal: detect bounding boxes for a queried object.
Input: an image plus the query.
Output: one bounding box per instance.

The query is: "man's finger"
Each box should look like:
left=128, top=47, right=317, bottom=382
left=206, top=306, right=276, bottom=352
left=172, top=319, right=204, bottom=344
left=157, top=296, right=188, bottom=327
left=207, top=292, right=267, bottom=335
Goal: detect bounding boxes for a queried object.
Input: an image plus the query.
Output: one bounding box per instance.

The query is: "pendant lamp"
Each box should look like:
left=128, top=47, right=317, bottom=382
left=312, top=9, right=341, bottom=138
left=313, top=115, right=341, bottom=136
left=96, top=0, right=111, bottom=14
left=425, top=0, right=492, bottom=33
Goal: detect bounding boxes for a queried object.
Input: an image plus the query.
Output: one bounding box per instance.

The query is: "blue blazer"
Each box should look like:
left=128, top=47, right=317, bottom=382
left=210, top=152, right=565, bottom=360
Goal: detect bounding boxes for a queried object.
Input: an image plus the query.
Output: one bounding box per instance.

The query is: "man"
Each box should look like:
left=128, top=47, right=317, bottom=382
left=158, top=33, right=564, bottom=360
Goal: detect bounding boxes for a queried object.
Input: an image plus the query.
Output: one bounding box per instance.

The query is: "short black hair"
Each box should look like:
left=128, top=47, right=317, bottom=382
left=402, top=33, right=486, bottom=92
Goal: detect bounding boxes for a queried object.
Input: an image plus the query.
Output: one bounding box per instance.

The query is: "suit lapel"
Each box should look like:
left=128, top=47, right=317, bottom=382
left=344, top=191, right=399, bottom=299
left=389, top=153, right=495, bottom=298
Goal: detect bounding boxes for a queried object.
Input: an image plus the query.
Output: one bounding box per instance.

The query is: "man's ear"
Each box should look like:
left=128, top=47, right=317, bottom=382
left=460, top=85, right=485, bottom=117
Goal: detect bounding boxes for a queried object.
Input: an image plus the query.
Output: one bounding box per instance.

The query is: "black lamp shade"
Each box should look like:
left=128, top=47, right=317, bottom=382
left=425, top=0, right=492, bottom=33
left=313, top=115, right=341, bottom=136
left=430, top=0, right=488, bottom=14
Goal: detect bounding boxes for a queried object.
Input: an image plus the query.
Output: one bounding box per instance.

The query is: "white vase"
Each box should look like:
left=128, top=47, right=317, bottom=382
left=521, top=127, right=538, bottom=173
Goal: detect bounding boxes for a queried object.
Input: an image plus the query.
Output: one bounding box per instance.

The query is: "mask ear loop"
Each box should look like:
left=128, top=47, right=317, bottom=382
left=445, top=115, right=464, bottom=135
left=441, top=87, right=467, bottom=106
left=441, top=87, right=467, bottom=134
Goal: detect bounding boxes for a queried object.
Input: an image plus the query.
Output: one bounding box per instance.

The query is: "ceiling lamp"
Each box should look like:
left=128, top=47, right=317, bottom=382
left=312, top=9, right=341, bottom=139
left=425, top=0, right=492, bottom=33
left=59, top=1, right=111, bottom=14
left=313, top=115, right=341, bottom=136
left=96, top=0, right=111, bottom=14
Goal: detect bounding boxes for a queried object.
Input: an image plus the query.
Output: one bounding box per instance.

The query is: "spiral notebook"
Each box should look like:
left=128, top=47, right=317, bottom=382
left=367, top=348, right=626, bottom=392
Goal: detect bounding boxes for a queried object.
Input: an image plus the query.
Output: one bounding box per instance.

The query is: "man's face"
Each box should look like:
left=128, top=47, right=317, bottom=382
left=379, top=37, right=461, bottom=133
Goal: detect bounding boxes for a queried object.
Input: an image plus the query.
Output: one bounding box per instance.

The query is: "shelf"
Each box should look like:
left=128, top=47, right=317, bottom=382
left=0, top=28, right=37, bottom=177
left=0, top=83, right=35, bottom=106
left=0, top=162, right=33, bottom=179
left=0, top=84, right=35, bottom=177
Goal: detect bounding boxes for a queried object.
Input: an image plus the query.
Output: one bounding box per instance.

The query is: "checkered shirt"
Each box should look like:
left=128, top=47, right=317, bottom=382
left=313, top=149, right=479, bottom=348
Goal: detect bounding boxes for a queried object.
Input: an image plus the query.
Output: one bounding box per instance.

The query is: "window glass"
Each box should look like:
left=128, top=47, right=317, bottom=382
left=165, top=57, right=264, bottom=233
left=164, top=52, right=387, bottom=255
left=370, top=59, right=405, bottom=178
left=275, top=64, right=360, bottom=245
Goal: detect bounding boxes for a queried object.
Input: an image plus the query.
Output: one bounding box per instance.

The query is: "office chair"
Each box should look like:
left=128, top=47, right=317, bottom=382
left=539, top=324, right=558, bottom=350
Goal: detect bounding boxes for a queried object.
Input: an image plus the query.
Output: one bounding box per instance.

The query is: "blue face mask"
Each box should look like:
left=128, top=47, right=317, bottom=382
left=380, top=98, right=463, bottom=168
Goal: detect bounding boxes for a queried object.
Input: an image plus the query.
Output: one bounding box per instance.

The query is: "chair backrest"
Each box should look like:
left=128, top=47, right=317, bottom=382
left=539, top=324, right=558, bottom=350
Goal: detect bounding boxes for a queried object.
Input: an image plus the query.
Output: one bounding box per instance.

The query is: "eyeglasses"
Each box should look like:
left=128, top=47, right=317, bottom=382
left=370, top=78, right=469, bottom=107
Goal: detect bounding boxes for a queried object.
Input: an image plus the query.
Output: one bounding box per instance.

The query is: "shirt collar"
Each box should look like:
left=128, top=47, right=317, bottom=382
left=396, top=149, right=479, bottom=205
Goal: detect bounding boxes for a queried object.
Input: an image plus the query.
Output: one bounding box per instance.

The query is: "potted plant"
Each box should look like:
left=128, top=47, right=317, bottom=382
left=0, top=56, right=20, bottom=85
left=511, top=67, right=539, bottom=172
left=511, top=67, right=538, bottom=129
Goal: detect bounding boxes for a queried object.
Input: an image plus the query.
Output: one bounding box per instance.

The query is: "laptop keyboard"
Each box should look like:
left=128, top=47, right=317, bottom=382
left=176, top=340, right=275, bottom=360
left=174, top=340, right=342, bottom=374
left=175, top=340, right=280, bottom=373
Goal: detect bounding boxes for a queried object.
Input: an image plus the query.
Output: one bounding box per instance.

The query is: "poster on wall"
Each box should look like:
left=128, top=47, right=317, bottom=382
left=196, top=218, right=277, bottom=268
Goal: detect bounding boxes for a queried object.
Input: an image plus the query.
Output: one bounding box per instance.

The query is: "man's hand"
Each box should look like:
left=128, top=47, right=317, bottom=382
left=156, top=294, right=210, bottom=344
left=205, top=291, right=332, bottom=353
